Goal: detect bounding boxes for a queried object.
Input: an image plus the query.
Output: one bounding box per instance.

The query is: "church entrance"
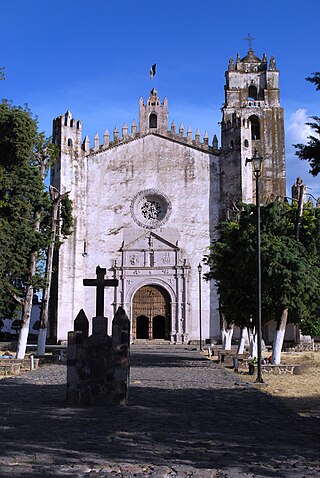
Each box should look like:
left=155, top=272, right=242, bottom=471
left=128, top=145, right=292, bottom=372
left=132, top=285, right=170, bottom=340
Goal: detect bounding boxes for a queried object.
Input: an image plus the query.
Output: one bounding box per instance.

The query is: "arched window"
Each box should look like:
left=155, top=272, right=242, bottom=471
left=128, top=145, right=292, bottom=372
left=248, top=85, right=258, bottom=100
left=250, top=116, right=260, bottom=140
left=244, top=139, right=249, bottom=148
left=67, top=138, right=73, bottom=147
left=149, top=113, right=157, bottom=129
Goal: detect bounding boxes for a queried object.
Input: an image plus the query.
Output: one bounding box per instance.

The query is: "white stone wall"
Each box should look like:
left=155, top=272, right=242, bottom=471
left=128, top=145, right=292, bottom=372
left=56, top=134, right=221, bottom=342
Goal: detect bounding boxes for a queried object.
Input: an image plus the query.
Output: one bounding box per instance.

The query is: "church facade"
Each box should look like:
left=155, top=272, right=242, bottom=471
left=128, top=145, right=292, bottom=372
left=51, top=48, right=286, bottom=343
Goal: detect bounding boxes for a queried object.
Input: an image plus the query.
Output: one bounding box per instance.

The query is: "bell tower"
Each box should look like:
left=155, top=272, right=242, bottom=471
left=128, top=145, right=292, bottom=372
left=139, top=88, right=168, bottom=135
left=220, top=49, right=286, bottom=209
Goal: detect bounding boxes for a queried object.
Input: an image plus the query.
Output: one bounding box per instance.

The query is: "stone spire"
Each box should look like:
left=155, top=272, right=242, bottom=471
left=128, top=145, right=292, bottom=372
left=94, top=133, right=100, bottom=152
left=104, top=129, right=110, bottom=147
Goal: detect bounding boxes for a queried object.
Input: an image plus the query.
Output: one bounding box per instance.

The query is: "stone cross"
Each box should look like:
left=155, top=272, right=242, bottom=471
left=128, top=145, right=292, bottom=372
left=83, top=266, right=118, bottom=317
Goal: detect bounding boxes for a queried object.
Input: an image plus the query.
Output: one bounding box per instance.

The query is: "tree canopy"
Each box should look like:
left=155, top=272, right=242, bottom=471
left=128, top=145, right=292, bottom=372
left=203, top=200, right=320, bottom=329
left=0, top=101, right=73, bottom=320
left=294, top=73, right=320, bottom=176
left=0, top=101, right=51, bottom=316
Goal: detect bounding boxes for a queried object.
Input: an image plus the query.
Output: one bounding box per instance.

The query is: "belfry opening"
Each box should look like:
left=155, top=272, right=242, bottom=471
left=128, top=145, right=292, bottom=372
left=132, top=285, right=171, bottom=340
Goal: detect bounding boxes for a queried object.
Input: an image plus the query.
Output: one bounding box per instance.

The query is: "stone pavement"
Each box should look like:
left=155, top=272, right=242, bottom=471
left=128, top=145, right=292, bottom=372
left=0, top=345, right=319, bottom=478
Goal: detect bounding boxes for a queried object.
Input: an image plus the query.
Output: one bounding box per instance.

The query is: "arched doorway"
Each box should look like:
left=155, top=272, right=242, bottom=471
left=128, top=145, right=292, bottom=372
left=132, top=285, right=171, bottom=340
left=136, top=315, right=149, bottom=339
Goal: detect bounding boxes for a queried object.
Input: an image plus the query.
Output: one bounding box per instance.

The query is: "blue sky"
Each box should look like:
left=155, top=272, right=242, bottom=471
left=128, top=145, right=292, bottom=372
left=1, top=0, right=319, bottom=198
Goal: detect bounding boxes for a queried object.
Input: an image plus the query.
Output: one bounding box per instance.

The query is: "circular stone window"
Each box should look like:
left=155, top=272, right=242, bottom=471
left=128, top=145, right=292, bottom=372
left=131, top=189, right=172, bottom=229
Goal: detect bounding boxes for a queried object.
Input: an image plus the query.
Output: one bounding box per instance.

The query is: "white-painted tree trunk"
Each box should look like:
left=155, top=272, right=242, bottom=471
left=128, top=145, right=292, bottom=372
left=248, top=328, right=257, bottom=359
left=16, top=157, right=46, bottom=360
left=272, top=308, right=288, bottom=364
left=16, top=325, right=30, bottom=359
left=16, top=252, right=37, bottom=359
left=218, top=299, right=234, bottom=350
left=237, top=326, right=249, bottom=354
left=223, top=326, right=233, bottom=350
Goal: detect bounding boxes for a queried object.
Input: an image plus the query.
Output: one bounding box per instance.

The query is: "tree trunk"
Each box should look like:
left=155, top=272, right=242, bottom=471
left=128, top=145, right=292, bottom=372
left=237, top=326, right=248, bottom=354
left=272, top=308, right=288, bottom=364
left=248, top=328, right=257, bottom=358
left=16, top=156, right=46, bottom=359
left=218, top=299, right=233, bottom=350
left=37, top=189, right=68, bottom=356
left=16, top=251, right=37, bottom=359
left=224, top=326, right=233, bottom=350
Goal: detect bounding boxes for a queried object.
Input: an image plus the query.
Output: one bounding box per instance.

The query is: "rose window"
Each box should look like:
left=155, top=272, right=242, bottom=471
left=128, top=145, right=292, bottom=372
left=131, top=190, right=171, bottom=229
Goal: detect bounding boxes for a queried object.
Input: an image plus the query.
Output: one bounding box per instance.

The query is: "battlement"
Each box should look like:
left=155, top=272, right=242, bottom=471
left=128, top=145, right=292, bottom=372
left=52, top=111, right=83, bottom=152
left=53, top=111, right=82, bottom=130
left=83, top=121, right=219, bottom=156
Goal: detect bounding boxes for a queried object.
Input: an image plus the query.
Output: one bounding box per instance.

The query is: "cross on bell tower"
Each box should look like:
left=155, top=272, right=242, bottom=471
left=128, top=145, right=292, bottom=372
left=244, top=33, right=256, bottom=50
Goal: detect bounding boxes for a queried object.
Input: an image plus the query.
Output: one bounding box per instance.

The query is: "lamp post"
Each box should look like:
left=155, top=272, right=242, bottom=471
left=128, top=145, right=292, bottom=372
left=246, top=149, right=264, bottom=383
left=198, top=263, right=203, bottom=351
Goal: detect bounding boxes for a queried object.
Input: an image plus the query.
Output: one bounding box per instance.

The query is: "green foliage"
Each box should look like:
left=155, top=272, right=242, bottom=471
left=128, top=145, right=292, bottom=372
left=0, top=100, right=73, bottom=317
left=299, top=317, right=320, bottom=337
left=60, top=196, right=73, bottom=239
left=204, top=200, right=320, bottom=329
left=0, top=101, right=45, bottom=315
left=294, top=73, right=320, bottom=176
left=306, top=72, right=320, bottom=90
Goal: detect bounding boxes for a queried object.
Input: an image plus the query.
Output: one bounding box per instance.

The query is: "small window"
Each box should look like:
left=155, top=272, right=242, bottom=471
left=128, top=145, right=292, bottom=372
left=244, top=139, right=249, bottom=147
left=67, top=138, right=73, bottom=147
left=230, top=140, right=234, bottom=149
left=149, top=113, right=157, bottom=129
left=250, top=116, right=260, bottom=140
left=248, top=85, right=258, bottom=100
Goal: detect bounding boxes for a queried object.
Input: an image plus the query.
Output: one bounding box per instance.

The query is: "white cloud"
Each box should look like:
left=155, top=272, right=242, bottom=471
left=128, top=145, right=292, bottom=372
left=287, top=108, right=312, bottom=146
left=285, top=109, right=320, bottom=200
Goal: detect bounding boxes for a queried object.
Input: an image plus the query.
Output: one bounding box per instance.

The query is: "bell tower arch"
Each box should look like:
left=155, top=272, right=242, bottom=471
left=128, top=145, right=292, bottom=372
left=220, top=49, right=286, bottom=210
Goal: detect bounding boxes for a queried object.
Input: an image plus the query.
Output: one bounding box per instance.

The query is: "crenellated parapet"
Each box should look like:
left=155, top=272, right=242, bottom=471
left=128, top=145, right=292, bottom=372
left=53, top=111, right=83, bottom=153
left=54, top=88, right=220, bottom=159
left=82, top=122, right=219, bottom=156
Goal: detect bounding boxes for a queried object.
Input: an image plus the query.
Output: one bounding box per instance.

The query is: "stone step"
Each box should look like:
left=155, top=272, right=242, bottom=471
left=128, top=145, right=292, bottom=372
left=133, top=339, right=171, bottom=345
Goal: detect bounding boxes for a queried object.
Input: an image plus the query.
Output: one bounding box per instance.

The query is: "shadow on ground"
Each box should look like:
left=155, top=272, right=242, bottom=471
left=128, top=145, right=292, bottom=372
left=0, top=351, right=319, bottom=477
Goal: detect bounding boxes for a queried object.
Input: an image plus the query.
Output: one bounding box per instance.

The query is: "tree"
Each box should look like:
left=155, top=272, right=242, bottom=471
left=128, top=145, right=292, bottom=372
left=204, top=200, right=320, bottom=363
left=0, top=102, right=47, bottom=313
left=0, top=101, right=72, bottom=358
left=37, top=188, right=71, bottom=356
left=294, top=73, right=320, bottom=176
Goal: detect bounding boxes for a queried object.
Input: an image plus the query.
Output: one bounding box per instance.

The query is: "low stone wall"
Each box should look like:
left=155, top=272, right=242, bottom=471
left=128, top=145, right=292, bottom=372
left=285, top=342, right=320, bottom=352
left=66, top=307, right=130, bottom=407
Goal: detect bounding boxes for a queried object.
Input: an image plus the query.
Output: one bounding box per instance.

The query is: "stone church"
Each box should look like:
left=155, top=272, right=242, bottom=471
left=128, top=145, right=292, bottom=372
left=51, top=48, right=286, bottom=344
